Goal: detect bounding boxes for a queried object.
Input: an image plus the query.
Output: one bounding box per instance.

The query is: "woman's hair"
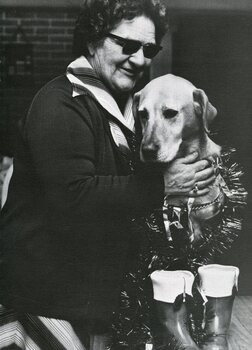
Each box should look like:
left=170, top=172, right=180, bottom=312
left=73, top=0, right=168, bottom=57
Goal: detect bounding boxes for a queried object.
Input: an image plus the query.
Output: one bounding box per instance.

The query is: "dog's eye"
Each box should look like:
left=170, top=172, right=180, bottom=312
left=138, top=110, right=148, bottom=121
left=163, top=109, right=178, bottom=119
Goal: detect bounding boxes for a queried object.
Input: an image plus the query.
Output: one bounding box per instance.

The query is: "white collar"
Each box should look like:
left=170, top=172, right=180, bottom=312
left=66, top=56, right=135, bottom=133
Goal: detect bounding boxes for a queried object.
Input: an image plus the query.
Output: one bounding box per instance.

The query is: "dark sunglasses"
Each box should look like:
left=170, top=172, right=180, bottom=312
left=107, top=33, right=162, bottom=59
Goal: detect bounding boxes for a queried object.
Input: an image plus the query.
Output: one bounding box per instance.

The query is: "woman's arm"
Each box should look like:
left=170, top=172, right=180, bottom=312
left=25, top=87, right=164, bottom=219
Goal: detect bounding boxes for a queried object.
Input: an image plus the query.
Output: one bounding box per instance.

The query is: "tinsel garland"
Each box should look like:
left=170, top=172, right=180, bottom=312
left=110, top=147, right=247, bottom=350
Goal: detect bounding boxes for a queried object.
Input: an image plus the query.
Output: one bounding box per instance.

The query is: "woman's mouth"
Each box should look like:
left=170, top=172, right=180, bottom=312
left=120, top=67, right=136, bottom=77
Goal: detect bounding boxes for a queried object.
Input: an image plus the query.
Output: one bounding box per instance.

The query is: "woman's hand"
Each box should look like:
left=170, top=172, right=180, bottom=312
left=163, top=152, right=216, bottom=197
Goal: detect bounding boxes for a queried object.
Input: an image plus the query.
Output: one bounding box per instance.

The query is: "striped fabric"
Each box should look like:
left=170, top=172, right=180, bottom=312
left=66, top=56, right=136, bottom=153
left=0, top=304, right=87, bottom=350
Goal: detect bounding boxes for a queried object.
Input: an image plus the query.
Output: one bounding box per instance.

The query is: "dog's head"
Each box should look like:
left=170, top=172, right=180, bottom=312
left=133, top=74, right=217, bottom=163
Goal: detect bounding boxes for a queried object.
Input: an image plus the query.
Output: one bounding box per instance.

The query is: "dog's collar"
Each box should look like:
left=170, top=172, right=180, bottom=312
left=162, top=173, right=225, bottom=242
left=191, top=188, right=224, bottom=212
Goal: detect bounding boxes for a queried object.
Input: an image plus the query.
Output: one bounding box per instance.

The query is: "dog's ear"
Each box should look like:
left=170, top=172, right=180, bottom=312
left=193, top=89, right=217, bottom=134
left=132, top=90, right=141, bottom=119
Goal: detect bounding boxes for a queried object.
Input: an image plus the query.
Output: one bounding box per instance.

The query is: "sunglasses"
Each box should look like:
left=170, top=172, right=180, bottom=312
left=107, top=33, right=162, bottom=59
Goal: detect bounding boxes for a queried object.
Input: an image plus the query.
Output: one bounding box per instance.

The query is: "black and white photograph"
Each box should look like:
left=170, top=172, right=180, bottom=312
left=0, top=1, right=251, bottom=349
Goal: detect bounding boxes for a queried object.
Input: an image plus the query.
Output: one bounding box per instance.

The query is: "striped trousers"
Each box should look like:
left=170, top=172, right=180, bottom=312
left=0, top=305, right=111, bottom=350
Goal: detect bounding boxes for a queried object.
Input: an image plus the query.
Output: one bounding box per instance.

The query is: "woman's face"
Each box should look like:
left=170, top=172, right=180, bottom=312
left=88, top=15, right=156, bottom=95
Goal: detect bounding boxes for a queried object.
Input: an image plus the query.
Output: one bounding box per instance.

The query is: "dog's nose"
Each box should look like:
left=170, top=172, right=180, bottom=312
left=141, top=144, right=158, bottom=160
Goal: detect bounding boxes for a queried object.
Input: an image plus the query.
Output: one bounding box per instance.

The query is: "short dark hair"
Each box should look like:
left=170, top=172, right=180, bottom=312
left=73, top=0, right=168, bottom=57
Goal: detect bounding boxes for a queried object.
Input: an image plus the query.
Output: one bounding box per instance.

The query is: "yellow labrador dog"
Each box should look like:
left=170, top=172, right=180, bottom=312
left=133, top=74, right=225, bottom=241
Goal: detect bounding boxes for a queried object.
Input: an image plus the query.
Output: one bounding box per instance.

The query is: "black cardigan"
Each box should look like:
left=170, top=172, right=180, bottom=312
left=0, top=76, right=163, bottom=323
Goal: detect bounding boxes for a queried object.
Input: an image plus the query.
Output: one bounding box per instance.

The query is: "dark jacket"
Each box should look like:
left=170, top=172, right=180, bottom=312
left=0, top=76, right=163, bottom=323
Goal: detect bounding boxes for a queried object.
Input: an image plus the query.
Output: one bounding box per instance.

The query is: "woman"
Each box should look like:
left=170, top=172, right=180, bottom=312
left=0, top=1, right=214, bottom=349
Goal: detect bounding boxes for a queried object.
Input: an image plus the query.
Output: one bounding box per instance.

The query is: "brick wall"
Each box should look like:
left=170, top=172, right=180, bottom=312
left=0, top=7, right=79, bottom=87
left=0, top=6, right=79, bottom=156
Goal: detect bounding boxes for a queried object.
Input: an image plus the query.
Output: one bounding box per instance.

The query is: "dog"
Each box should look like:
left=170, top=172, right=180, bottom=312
left=133, top=74, right=225, bottom=241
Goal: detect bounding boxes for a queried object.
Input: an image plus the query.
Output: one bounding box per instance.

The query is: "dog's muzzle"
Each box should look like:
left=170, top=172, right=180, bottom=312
left=141, top=143, right=159, bottom=161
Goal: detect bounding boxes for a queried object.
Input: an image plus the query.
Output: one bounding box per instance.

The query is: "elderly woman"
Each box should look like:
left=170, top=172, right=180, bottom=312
left=0, top=0, right=214, bottom=349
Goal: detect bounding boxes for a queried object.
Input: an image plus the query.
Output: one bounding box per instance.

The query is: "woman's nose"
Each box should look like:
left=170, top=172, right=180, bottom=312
left=128, top=47, right=149, bottom=67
